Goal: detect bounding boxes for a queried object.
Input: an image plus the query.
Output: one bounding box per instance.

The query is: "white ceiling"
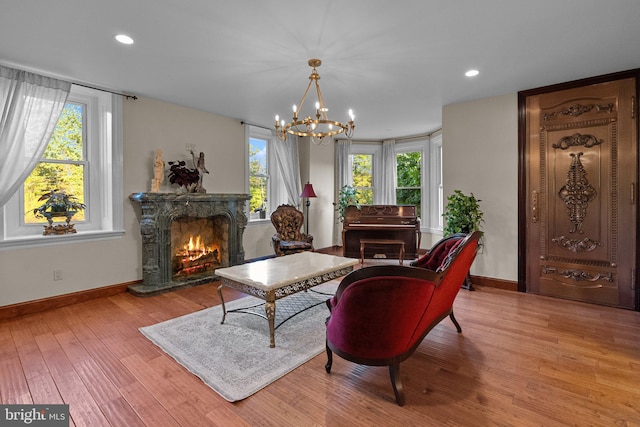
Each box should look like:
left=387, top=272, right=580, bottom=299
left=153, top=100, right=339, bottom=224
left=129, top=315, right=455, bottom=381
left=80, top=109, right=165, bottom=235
left=2, top=0, right=640, bottom=140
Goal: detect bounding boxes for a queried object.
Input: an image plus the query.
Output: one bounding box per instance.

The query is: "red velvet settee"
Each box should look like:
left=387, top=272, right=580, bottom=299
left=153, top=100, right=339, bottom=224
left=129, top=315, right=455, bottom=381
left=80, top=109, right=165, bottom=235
left=410, top=232, right=474, bottom=290
left=324, top=231, right=481, bottom=406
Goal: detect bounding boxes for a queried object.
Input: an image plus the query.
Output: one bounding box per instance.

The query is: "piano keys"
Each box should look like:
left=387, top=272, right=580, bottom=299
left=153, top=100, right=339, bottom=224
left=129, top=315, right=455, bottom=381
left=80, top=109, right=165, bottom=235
left=342, top=205, right=421, bottom=260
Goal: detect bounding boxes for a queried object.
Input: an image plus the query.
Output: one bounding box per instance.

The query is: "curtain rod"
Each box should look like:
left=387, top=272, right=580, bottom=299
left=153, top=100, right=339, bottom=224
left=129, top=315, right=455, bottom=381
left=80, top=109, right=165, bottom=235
left=345, top=128, right=443, bottom=144
left=72, top=82, right=137, bottom=100
left=240, top=121, right=272, bottom=131
left=0, top=61, right=138, bottom=100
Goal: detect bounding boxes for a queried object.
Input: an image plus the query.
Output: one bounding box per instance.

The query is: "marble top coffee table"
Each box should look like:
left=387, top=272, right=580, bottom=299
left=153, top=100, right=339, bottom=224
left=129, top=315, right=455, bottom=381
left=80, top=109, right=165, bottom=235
left=215, top=252, right=358, bottom=347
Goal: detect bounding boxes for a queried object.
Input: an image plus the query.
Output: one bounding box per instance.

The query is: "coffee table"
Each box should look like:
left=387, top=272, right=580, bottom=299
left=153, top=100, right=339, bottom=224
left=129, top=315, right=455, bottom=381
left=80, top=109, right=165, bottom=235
left=215, top=252, right=358, bottom=347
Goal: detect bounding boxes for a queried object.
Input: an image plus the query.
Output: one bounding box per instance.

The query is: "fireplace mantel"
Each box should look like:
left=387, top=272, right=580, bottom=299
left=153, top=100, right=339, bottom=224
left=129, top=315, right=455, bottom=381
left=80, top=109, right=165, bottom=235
left=129, top=192, right=250, bottom=296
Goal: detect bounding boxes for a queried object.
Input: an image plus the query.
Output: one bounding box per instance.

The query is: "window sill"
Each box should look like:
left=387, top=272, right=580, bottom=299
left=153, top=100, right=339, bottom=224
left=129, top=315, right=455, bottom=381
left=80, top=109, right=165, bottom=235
left=422, top=226, right=444, bottom=235
left=247, top=218, right=271, bottom=226
left=0, top=229, right=125, bottom=251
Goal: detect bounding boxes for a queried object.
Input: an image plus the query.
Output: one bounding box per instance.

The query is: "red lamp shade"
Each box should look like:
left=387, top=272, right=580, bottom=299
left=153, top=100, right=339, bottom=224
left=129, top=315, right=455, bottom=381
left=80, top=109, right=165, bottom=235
left=300, top=182, right=317, bottom=198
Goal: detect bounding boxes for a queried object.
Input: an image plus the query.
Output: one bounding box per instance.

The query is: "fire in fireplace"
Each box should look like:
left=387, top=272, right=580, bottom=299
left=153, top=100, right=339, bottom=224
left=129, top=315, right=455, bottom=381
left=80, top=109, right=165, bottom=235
left=174, top=234, right=219, bottom=277
left=171, top=216, right=228, bottom=281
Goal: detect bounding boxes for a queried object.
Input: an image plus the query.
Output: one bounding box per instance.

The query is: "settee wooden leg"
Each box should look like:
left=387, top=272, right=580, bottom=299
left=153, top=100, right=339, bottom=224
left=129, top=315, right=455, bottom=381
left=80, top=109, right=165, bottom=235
left=449, top=312, right=462, bottom=333
left=389, top=363, right=405, bottom=406
left=325, top=344, right=333, bottom=373
left=461, top=274, right=475, bottom=291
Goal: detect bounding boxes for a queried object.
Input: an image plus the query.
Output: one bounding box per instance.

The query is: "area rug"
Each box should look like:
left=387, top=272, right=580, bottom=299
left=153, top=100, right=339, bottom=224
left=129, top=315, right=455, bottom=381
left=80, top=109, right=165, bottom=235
left=139, top=283, right=337, bottom=402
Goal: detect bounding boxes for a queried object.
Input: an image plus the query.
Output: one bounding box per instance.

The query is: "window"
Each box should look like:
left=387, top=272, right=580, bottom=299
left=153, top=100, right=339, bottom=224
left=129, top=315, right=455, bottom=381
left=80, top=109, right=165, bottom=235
left=246, top=126, right=286, bottom=222
left=346, top=132, right=442, bottom=232
left=396, top=150, right=422, bottom=218
left=352, top=153, right=373, bottom=204
left=0, top=85, right=123, bottom=247
left=248, top=136, right=268, bottom=220
left=24, top=102, right=86, bottom=224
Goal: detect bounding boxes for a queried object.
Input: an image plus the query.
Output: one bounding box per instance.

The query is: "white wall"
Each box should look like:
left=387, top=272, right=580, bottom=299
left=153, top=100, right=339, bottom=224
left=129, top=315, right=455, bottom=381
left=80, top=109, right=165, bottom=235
left=1, top=97, right=250, bottom=306
left=442, top=93, right=518, bottom=281
left=1, top=92, right=520, bottom=307
left=308, top=141, right=336, bottom=250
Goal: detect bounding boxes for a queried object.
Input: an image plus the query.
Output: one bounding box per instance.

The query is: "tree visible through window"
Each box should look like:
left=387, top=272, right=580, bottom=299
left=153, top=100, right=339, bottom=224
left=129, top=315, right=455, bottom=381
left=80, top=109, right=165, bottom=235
left=249, top=137, right=268, bottom=219
left=396, top=151, right=421, bottom=217
left=352, top=153, right=373, bottom=204
left=23, top=102, right=85, bottom=224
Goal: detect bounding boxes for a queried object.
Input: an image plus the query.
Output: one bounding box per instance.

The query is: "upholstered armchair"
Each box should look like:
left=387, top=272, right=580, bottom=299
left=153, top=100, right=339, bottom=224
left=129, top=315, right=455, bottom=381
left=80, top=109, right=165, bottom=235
left=411, top=233, right=474, bottom=290
left=324, top=231, right=480, bottom=406
left=270, top=204, right=314, bottom=256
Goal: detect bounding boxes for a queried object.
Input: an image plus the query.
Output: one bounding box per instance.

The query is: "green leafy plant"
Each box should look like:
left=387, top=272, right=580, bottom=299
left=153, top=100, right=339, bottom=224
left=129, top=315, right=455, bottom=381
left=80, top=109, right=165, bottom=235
left=32, top=189, right=86, bottom=218
left=442, top=190, right=483, bottom=236
left=335, top=185, right=358, bottom=222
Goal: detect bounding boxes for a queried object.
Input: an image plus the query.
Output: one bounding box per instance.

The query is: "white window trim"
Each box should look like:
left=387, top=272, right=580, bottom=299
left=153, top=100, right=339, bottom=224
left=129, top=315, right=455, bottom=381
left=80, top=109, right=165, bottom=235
left=349, top=133, right=443, bottom=234
left=0, top=85, right=124, bottom=250
left=246, top=126, right=286, bottom=224
left=350, top=142, right=380, bottom=202
left=394, top=139, right=426, bottom=223
left=428, top=132, right=443, bottom=233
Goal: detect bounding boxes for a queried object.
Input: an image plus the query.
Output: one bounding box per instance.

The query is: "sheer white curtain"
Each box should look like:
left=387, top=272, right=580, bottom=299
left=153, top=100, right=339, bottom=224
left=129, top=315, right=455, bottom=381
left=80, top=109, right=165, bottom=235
left=0, top=65, right=71, bottom=206
left=376, top=139, right=397, bottom=204
left=272, top=131, right=302, bottom=207
left=335, top=139, right=352, bottom=191
left=334, top=139, right=352, bottom=245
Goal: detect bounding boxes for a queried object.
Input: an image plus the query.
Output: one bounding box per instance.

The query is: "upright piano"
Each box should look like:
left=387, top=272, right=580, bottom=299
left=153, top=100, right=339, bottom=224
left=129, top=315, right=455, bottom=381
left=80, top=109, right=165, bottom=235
left=342, top=205, right=421, bottom=260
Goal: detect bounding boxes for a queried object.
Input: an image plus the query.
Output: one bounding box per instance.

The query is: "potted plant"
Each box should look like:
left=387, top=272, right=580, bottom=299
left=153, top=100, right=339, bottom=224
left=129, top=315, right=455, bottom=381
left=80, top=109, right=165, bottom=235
left=33, top=189, right=86, bottom=234
left=335, top=185, right=358, bottom=222
left=442, top=190, right=483, bottom=236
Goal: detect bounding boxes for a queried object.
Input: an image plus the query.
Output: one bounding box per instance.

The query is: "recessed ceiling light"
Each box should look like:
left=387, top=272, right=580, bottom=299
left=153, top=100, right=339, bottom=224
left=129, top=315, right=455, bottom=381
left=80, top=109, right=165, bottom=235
left=115, top=34, right=134, bottom=45
left=465, top=69, right=479, bottom=77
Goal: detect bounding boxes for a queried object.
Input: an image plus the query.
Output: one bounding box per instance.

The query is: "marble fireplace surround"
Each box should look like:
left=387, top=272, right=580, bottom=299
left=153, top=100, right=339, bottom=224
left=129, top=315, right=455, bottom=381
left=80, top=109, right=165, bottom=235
left=129, top=192, right=250, bottom=296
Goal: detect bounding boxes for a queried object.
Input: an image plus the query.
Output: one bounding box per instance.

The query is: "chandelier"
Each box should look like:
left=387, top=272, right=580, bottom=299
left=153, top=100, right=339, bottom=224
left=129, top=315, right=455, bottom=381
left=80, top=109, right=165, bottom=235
left=275, top=59, right=355, bottom=145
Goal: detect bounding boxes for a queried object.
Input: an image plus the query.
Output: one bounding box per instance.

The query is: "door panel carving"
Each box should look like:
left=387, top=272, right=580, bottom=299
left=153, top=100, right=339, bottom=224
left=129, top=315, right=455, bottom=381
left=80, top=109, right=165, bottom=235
left=524, top=78, right=636, bottom=309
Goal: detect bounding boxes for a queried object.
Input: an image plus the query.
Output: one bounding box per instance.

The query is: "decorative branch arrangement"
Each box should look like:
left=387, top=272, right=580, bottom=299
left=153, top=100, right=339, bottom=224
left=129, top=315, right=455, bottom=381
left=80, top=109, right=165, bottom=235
left=167, top=150, right=209, bottom=193
left=167, top=160, right=200, bottom=192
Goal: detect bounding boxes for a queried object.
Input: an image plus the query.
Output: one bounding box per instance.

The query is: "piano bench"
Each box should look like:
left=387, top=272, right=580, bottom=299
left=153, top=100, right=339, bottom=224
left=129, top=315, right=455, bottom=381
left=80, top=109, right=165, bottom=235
left=359, top=239, right=405, bottom=266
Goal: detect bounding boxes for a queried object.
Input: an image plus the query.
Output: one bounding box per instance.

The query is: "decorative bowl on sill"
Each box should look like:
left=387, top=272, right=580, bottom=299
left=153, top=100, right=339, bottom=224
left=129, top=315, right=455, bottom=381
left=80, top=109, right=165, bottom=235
left=42, top=211, right=78, bottom=235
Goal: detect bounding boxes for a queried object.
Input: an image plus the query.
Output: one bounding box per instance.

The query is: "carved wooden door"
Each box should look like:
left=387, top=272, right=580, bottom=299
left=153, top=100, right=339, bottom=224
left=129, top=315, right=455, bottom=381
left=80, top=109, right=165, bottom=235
left=524, top=77, right=637, bottom=309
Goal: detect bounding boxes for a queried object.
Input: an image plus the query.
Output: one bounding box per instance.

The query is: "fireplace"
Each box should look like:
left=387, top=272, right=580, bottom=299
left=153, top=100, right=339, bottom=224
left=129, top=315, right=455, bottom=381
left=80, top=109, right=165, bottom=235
left=171, top=216, right=226, bottom=279
left=129, top=192, right=250, bottom=296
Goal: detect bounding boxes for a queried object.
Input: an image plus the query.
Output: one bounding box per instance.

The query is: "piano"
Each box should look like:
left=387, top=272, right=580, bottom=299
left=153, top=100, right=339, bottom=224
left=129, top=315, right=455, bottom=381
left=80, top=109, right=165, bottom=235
left=342, top=205, right=421, bottom=260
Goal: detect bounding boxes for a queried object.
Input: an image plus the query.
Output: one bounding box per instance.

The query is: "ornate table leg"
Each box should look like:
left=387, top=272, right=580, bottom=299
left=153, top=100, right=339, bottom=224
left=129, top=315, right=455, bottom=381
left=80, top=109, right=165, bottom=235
left=265, top=301, right=276, bottom=348
left=217, top=284, right=227, bottom=324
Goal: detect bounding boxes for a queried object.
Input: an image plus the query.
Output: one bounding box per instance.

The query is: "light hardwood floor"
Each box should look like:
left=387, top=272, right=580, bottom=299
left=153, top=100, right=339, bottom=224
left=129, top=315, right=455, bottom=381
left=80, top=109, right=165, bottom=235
left=1, top=269, right=639, bottom=426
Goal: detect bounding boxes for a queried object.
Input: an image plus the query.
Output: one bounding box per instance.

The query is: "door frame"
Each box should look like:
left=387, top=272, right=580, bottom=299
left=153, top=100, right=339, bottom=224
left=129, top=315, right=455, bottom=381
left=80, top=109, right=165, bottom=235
left=517, top=68, right=640, bottom=310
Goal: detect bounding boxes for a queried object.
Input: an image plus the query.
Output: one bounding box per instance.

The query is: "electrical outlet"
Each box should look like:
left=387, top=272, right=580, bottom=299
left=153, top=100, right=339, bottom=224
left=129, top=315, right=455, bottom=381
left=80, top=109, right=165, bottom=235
left=53, top=270, right=63, bottom=281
